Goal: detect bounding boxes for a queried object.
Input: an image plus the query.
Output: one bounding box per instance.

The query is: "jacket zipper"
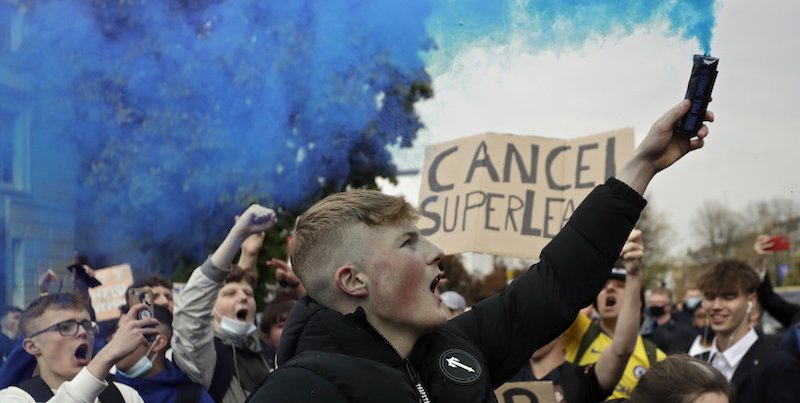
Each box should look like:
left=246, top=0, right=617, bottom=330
left=366, top=321, right=431, bottom=403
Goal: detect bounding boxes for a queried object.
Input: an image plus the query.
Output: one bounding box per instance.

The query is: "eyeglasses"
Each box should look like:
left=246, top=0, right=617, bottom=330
left=29, top=319, right=99, bottom=338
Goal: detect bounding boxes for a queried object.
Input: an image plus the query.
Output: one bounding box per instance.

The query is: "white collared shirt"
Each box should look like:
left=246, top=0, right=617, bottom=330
left=707, top=327, right=759, bottom=381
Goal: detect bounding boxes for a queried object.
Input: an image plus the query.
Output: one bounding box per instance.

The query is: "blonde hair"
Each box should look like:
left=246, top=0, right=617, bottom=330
left=290, top=190, right=418, bottom=306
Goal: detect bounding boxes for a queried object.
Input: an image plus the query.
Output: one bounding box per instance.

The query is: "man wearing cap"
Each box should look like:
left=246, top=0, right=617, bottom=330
left=440, top=291, right=467, bottom=319
left=561, top=243, right=666, bottom=401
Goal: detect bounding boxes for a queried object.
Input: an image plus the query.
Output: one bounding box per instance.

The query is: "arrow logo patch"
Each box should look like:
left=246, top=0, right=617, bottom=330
left=438, top=349, right=482, bottom=385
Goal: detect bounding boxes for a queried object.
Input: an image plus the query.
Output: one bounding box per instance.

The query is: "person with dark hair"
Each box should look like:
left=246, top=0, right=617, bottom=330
left=172, top=206, right=277, bottom=403
left=247, top=100, right=712, bottom=403
left=0, top=306, right=22, bottom=363
left=0, top=293, right=157, bottom=402
left=627, top=355, right=734, bottom=403
left=642, top=287, right=697, bottom=354
left=695, top=259, right=800, bottom=403
left=259, top=300, right=296, bottom=370
left=115, top=304, right=214, bottom=403
left=129, top=276, right=175, bottom=313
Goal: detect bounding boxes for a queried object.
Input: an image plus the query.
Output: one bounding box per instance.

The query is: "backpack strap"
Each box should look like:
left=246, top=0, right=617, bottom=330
left=19, top=375, right=123, bottom=403
left=208, top=337, right=235, bottom=403
left=176, top=380, right=204, bottom=403
left=574, top=322, right=602, bottom=364
left=18, top=376, right=53, bottom=402
left=642, top=337, right=659, bottom=368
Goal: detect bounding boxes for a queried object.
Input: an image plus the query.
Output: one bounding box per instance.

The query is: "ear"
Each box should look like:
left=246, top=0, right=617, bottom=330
left=22, top=338, right=41, bottom=356
left=334, top=265, right=368, bottom=297
left=748, top=293, right=758, bottom=310
left=152, top=334, right=169, bottom=354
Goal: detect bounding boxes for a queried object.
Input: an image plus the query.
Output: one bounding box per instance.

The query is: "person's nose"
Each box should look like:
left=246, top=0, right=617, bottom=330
left=426, top=239, right=445, bottom=267
left=75, top=323, right=89, bottom=339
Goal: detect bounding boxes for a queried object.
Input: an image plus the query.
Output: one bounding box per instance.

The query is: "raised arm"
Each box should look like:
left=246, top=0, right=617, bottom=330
left=618, top=99, right=712, bottom=195
left=269, top=258, right=307, bottom=298
left=236, top=214, right=266, bottom=274
left=754, top=235, right=800, bottom=327
left=445, top=99, right=713, bottom=386
left=211, top=205, right=276, bottom=270
left=172, top=204, right=276, bottom=388
left=595, top=230, right=644, bottom=392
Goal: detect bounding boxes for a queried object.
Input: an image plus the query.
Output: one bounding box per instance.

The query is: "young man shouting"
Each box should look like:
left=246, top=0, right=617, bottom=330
left=0, top=293, right=157, bottom=402
left=243, top=99, right=713, bottom=403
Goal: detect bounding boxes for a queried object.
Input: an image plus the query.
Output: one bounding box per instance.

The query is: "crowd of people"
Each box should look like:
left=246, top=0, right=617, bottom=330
left=0, top=99, right=797, bottom=403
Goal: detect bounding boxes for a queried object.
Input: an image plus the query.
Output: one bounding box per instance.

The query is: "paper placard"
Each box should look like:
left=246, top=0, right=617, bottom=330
left=88, top=264, right=133, bottom=322
left=494, top=381, right=558, bottom=403
left=418, top=130, right=634, bottom=259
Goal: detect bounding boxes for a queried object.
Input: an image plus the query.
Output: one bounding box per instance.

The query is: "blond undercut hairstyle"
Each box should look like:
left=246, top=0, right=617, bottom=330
left=290, top=190, right=418, bottom=307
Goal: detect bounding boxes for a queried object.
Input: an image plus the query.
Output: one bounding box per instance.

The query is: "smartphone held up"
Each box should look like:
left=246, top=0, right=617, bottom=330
left=128, top=287, right=156, bottom=341
left=767, top=235, right=790, bottom=251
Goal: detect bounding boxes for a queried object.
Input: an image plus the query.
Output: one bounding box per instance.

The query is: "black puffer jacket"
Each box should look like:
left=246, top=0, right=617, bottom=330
left=247, top=178, right=645, bottom=403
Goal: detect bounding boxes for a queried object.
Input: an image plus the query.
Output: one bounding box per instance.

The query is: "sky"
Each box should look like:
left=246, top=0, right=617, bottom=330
left=381, top=0, right=800, bottom=258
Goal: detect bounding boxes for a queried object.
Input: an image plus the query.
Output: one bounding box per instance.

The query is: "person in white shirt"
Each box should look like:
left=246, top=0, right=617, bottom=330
left=0, top=293, right=157, bottom=403
left=695, top=259, right=800, bottom=403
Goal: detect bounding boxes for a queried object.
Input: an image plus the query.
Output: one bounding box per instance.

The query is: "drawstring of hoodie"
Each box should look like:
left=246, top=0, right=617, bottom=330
left=232, top=344, right=241, bottom=385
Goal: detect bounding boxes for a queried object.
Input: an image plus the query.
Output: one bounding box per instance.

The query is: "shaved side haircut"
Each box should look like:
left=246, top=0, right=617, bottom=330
left=290, top=190, right=418, bottom=307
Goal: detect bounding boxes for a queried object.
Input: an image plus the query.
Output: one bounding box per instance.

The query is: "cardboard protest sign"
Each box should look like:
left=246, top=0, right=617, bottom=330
left=418, top=129, right=634, bottom=259
left=494, top=381, right=557, bottom=403
left=88, top=264, right=134, bottom=322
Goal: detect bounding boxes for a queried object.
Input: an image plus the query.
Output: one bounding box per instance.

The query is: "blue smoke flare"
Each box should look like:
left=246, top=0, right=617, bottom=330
left=9, top=0, right=716, bottom=273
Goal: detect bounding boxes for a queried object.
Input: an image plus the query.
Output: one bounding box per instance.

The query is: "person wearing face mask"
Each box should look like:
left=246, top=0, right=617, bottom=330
left=171, top=205, right=277, bottom=403
left=673, top=287, right=703, bottom=326
left=115, top=304, right=214, bottom=403
left=641, top=287, right=697, bottom=354
left=694, top=259, right=800, bottom=403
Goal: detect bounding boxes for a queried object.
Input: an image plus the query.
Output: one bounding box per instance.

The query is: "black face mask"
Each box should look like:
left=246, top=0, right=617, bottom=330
left=649, top=306, right=666, bottom=318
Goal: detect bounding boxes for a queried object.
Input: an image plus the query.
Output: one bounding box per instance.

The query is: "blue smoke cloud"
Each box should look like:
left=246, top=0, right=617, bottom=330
left=12, top=0, right=715, bottom=272
left=426, top=0, right=717, bottom=72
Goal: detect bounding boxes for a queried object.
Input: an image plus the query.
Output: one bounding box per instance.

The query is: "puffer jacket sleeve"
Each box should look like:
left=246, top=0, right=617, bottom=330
left=445, top=178, right=646, bottom=387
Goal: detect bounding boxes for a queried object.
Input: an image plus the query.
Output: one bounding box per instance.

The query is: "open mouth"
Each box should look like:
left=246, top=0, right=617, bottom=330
left=605, top=296, right=617, bottom=308
left=430, top=274, right=442, bottom=292
left=75, top=344, right=89, bottom=364
left=236, top=309, right=248, bottom=321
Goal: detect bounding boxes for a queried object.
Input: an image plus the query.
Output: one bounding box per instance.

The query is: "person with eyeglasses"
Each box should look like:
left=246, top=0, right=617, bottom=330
left=0, top=293, right=158, bottom=403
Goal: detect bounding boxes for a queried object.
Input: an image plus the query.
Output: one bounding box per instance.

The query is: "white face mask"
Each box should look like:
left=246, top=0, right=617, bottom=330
left=213, top=308, right=256, bottom=339
left=685, top=297, right=702, bottom=310
left=118, top=340, right=156, bottom=379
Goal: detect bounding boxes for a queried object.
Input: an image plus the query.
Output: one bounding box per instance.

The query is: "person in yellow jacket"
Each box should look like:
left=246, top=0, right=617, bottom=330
left=563, top=264, right=666, bottom=400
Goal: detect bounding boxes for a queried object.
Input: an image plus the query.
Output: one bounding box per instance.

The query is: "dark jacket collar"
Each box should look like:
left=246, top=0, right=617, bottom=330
left=277, top=295, right=405, bottom=368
